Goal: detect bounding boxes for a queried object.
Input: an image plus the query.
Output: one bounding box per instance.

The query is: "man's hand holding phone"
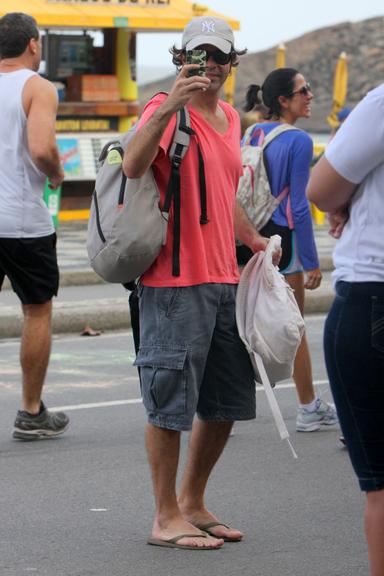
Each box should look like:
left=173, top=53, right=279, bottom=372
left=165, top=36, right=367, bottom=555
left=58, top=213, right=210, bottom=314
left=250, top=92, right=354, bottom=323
left=163, top=49, right=210, bottom=111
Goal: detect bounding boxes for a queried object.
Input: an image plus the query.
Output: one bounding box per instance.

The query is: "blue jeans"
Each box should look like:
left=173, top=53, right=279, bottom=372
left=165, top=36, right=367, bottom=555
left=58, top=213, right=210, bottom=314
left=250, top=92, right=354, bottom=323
left=324, top=281, right=384, bottom=491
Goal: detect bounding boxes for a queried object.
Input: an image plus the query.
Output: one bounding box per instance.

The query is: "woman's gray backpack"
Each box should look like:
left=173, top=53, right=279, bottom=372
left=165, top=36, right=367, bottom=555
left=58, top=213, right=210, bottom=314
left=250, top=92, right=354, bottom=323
left=87, top=107, right=193, bottom=284
left=237, top=123, right=299, bottom=231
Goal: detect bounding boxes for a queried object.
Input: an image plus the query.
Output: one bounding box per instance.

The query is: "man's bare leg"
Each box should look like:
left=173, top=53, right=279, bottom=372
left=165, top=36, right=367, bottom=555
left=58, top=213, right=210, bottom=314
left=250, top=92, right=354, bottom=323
left=20, top=301, right=52, bottom=414
left=146, top=423, right=223, bottom=548
left=178, top=419, right=243, bottom=541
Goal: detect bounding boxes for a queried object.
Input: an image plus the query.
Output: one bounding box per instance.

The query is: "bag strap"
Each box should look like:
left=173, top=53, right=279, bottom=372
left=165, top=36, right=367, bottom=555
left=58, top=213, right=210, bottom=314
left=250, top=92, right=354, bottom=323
left=243, top=125, right=264, bottom=147
left=252, top=352, right=298, bottom=459
left=197, top=146, right=208, bottom=225
left=262, top=124, right=299, bottom=230
left=262, top=123, right=300, bottom=149
left=162, top=107, right=208, bottom=277
left=168, top=107, right=193, bottom=163
left=243, top=123, right=299, bottom=149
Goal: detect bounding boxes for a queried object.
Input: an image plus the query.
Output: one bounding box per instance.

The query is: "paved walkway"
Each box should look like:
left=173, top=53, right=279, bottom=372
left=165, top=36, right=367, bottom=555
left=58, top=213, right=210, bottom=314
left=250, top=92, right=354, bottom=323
left=54, top=220, right=336, bottom=273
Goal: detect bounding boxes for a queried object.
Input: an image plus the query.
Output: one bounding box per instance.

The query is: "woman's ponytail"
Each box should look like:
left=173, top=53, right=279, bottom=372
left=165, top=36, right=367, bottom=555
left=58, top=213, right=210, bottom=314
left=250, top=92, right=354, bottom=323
left=243, top=84, right=262, bottom=112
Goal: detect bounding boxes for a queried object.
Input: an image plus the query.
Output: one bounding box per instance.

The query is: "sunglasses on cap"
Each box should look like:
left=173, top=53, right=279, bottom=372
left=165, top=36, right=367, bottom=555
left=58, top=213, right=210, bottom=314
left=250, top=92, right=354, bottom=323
left=195, top=48, right=232, bottom=65
left=289, top=82, right=312, bottom=97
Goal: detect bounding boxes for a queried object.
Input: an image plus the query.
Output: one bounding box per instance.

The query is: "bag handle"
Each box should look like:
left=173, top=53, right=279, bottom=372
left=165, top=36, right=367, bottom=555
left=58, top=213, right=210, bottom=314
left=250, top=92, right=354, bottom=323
left=98, top=140, right=121, bottom=163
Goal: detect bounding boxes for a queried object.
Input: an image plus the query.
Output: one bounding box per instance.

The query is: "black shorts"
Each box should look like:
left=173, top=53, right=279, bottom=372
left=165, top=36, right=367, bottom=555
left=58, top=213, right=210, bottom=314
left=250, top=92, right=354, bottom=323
left=236, top=220, right=293, bottom=271
left=0, top=234, right=59, bottom=304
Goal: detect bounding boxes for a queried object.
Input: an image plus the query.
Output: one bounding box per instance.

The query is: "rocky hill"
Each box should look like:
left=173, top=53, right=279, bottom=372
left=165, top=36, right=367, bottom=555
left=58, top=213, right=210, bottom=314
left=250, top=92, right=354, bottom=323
left=138, top=15, right=384, bottom=132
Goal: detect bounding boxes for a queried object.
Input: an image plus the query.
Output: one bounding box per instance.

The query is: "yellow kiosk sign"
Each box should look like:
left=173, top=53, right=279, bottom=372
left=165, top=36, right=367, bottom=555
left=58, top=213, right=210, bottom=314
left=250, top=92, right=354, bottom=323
left=0, top=0, right=239, bottom=198
left=1, top=0, right=239, bottom=32
left=48, top=0, right=171, bottom=4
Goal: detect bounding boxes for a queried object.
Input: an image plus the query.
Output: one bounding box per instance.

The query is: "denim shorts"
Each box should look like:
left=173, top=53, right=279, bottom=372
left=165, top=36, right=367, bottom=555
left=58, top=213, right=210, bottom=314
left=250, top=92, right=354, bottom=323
left=134, top=283, right=256, bottom=431
left=324, top=281, right=384, bottom=492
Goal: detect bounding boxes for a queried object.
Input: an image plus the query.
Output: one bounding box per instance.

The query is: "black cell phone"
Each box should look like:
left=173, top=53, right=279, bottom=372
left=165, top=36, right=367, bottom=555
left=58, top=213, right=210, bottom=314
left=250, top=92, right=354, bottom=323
left=186, top=49, right=206, bottom=77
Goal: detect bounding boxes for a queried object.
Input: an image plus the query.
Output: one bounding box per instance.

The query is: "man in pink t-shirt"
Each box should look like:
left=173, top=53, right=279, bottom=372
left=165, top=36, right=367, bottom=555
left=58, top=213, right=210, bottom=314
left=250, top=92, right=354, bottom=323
left=123, top=16, right=276, bottom=551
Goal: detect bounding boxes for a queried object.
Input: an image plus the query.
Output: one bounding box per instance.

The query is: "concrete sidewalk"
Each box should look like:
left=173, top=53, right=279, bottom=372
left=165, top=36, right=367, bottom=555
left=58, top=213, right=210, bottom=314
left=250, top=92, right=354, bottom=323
left=0, top=222, right=337, bottom=338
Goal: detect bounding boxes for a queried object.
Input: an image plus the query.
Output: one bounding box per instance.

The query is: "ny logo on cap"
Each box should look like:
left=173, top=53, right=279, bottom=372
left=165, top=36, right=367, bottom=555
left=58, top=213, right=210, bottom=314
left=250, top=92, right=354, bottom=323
left=201, top=20, right=215, bottom=33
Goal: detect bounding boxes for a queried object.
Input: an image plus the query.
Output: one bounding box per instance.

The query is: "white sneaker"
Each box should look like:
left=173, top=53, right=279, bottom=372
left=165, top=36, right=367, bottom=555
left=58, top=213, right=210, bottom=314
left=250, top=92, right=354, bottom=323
left=296, top=399, right=338, bottom=432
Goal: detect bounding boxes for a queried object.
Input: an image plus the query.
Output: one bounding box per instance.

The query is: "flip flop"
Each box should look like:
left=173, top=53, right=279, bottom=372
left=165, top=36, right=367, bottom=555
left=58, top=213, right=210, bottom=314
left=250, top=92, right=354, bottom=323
left=147, top=533, right=222, bottom=550
left=195, top=521, right=243, bottom=542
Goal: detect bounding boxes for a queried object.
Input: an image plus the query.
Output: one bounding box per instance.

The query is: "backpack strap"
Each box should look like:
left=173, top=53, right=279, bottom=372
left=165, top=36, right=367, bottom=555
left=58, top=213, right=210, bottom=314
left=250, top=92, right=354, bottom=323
left=160, top=107, right=208, bottom=277
left=168, top=107, right=194, bottom=162
left=176, top=111, right=208, bottom=225
left=262, top=124, right=300, bottom=230
left=197, top=146, right=208, bottom=225
left=178, top=110, right=208, bottom=225
left=243, top=125, right=265, bottom=147
left=286, top=194, right=294, bottom=229
left=262, top=123, right=300, bottom=149
left=162, top=107, right=195, bottom=277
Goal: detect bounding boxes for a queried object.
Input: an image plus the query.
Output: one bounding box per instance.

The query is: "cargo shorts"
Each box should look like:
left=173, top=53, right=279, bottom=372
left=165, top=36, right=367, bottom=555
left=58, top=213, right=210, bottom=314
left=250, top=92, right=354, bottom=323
left=134, top=283, right=256, bottom=431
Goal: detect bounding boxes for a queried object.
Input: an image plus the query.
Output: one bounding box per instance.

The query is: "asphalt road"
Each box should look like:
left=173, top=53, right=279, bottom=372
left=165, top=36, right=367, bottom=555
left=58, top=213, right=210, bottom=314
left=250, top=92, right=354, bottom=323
left=0, top=317, right=367, bottom=576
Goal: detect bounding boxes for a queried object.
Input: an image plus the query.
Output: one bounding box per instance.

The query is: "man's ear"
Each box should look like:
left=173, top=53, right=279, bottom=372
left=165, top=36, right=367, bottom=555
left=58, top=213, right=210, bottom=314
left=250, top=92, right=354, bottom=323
left=28, top=37, right=38, bottom=55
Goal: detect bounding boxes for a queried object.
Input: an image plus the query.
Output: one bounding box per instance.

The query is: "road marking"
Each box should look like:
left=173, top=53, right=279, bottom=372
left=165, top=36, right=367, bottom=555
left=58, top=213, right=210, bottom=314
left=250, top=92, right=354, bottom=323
left=51, top=398, right=142, bottom=411
left=0, top=330, right=133, bottom=346
left=50, top=379, right=329, bottom=412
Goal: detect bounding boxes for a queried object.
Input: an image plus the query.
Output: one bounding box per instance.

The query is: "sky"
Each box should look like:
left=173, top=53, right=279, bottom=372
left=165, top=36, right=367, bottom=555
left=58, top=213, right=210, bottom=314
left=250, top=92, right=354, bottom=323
left=136, top=0, right=384, bottom=78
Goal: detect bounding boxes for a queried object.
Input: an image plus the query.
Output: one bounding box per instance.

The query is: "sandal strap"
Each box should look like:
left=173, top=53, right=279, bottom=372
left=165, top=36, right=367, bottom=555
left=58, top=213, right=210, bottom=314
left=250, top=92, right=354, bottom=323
left=168, top=533, right=207, bottom=544
left=198, top=521, right=230, bottom=531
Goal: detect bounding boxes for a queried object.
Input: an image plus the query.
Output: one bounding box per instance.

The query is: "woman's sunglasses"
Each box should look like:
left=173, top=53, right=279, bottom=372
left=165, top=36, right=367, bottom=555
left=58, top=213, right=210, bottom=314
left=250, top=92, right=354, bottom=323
left=289, top=82, right=312, bottom=97
left=204, top=49, right=232, bottom=65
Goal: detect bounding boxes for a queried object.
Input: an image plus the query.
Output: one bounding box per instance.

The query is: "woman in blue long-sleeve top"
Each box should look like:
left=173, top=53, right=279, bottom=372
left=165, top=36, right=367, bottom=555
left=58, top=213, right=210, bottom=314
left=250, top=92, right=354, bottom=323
left=238, top=68, right=338, bottom=433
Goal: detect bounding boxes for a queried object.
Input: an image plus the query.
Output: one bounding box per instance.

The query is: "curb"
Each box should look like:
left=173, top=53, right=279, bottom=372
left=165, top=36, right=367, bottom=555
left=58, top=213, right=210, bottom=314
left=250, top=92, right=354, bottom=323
left=0, top=289, right=335, bottom=340
left=0, top=258, right=335, bottom=339
left=319, top=255, right=333, bottom=271
left=1, top=267, right=104, bottom=291
left=304, top=289, right=334, bottom=315
left=2, top=254, right=335, bottom=291
left=0, top=297, right=131, bottom=339
left=59, top=269, right=105, bottom=287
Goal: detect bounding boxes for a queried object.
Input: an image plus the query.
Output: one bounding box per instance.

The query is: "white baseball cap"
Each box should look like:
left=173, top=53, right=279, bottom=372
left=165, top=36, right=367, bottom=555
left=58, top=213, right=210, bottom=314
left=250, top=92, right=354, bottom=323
left=182, top=16, right=234, bottom=55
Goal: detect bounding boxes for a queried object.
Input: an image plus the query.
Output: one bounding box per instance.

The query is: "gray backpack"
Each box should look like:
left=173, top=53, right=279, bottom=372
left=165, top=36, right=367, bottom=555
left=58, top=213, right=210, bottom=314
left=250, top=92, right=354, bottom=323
left=87, top=107, right=196, bottom=284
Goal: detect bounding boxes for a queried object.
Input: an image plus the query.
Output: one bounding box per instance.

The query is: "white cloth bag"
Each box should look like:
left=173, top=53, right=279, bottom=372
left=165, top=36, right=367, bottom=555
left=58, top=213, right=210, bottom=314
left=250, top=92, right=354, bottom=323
left=236, top=235, right=305, bottom=457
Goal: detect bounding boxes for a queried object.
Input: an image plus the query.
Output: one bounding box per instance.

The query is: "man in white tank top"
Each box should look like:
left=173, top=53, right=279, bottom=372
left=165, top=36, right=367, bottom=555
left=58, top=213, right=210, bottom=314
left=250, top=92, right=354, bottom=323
left=0, top=12, right=69, bottom=440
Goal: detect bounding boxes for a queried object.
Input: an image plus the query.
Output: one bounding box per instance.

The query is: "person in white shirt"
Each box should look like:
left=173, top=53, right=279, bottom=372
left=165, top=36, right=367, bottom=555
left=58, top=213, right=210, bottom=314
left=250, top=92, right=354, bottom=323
left=0, top=12, right=68, bottom=440
left=307, top=84, right=384, bottom=576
